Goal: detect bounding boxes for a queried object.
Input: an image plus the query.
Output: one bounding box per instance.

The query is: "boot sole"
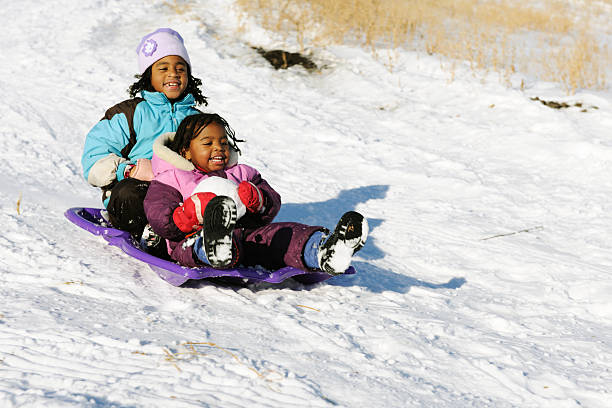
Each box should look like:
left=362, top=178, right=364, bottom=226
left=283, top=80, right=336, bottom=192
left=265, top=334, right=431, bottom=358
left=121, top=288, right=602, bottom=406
left=202, top=196, right=237, bottom=268
left=320, top=211, right=368, bottom=275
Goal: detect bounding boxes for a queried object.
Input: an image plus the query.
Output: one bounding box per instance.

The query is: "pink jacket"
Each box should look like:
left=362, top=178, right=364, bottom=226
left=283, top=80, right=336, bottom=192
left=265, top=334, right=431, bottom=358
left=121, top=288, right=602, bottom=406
left=143, top=132, right=282, bottom=267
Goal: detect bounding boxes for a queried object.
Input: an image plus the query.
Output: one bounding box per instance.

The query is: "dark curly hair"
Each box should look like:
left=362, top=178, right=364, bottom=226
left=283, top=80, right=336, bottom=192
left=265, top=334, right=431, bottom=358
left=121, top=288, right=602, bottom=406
left=127, top=65, right=208, bottom=106
left=169, top=113, right=243, bottom=157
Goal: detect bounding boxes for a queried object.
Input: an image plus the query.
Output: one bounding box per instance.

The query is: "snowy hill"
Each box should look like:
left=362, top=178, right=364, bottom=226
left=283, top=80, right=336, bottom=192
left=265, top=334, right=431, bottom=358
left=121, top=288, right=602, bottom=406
left=1, top=1, right=612, bottom=407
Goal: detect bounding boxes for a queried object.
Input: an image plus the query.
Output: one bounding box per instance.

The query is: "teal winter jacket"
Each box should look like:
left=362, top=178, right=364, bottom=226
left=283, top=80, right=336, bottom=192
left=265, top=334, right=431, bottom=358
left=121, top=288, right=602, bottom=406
left=81, top=91, right=199, bottom=189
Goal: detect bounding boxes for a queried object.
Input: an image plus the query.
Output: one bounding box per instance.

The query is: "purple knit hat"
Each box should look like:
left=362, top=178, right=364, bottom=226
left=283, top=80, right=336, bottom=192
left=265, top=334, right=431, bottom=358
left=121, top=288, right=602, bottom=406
left=136, top=28, right=191, bottom=74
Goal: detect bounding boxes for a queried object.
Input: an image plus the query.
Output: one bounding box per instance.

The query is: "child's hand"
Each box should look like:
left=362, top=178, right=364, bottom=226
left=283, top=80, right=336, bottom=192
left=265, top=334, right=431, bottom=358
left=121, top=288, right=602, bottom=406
left=129, top=158, right=154, bottom=181
left=172, top=192, right=217, bottom=233
left=238, top=181, right=264, bottom=213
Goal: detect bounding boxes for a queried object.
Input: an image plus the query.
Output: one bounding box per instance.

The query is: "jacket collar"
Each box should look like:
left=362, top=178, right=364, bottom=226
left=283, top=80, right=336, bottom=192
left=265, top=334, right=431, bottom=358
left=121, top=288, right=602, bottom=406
left=141, top=90, right=195, bottom=108
left=153, top=132, right=195, bottom=172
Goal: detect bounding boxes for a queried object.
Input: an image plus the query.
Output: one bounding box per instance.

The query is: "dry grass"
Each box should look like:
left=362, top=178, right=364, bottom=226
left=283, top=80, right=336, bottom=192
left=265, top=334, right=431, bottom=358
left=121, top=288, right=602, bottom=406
left=163, top=0, right=193, bottom=14
left=543, top=33, right=609, bottom=93
left=234, top=0, right=612, bottom=93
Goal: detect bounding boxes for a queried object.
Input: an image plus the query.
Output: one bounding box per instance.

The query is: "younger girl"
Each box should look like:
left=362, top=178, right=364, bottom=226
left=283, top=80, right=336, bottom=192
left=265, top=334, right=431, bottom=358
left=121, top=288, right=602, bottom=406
left=81, top=28, right=206, bottom=248
left=143, top=113, right=368, bottom=276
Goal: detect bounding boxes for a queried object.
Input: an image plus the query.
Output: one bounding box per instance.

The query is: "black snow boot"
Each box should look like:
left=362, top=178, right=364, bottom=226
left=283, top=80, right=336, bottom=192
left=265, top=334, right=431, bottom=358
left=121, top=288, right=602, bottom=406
left=318, top=211, right=368, bottom=275
left=200, top=196, right=238, bottom=269
left=140, top=224, right=170, bottom=260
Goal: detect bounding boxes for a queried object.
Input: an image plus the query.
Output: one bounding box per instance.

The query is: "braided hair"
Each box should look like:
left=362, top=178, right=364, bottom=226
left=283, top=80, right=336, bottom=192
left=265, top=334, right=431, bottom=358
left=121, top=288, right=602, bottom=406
left=169, top=113, right=243, bottom=157
left=127, top=65, right=208, bottom=106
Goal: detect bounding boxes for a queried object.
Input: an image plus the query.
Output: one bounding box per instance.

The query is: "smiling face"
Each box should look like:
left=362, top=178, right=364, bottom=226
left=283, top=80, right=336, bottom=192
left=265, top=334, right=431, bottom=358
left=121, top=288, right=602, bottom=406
left=150, top=55, right=188, bottom=101
left=183, top=122, right=230, bottom=172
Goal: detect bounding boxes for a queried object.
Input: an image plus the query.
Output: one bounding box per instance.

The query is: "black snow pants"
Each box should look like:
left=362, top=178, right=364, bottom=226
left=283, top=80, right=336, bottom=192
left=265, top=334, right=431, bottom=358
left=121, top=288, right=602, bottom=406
left=106, top=178, right=150, bottom=239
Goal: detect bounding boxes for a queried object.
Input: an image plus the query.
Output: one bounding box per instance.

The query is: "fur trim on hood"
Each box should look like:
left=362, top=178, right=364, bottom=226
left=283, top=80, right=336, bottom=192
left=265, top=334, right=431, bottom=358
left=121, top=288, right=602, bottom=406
left=153, top=132, right=240, bottom=171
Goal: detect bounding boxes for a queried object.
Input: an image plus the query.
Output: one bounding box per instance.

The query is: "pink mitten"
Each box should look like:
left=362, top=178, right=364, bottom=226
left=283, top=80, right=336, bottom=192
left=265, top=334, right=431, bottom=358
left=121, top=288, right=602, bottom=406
left=130, top=158, right=154, bottom=181
left=238, top=181, right=264, bottom=213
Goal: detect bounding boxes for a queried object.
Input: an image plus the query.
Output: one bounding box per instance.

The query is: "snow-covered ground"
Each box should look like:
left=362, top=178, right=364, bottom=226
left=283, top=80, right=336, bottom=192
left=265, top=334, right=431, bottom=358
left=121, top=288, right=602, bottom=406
left=1, top=0, right=612, bottom=407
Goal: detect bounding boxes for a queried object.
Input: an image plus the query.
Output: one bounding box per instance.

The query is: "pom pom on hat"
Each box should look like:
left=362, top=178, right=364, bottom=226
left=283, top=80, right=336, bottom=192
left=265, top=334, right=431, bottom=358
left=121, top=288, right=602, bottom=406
left=136, top=28, right=191, bottom=74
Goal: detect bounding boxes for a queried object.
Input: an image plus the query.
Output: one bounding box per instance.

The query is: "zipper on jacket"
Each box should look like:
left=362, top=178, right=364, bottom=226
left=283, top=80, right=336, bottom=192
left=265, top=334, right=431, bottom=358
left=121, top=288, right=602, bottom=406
left=171, top=103, right=178, bottom=130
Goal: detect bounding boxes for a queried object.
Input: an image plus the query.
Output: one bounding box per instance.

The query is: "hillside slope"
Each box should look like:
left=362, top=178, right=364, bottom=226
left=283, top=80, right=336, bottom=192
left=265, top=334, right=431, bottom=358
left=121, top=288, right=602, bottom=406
left=0, top=1, right=611, bottom=407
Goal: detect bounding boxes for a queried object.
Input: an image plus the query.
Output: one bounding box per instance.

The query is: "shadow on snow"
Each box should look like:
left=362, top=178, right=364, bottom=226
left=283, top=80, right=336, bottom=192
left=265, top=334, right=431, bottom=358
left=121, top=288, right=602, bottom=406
left=327, top=261, right=466, bottom=294
left=43, top=391, right=138, bottom=408
left=243, top=184, right=466, bottom=294
left=276, top=184, right=387, bottom=261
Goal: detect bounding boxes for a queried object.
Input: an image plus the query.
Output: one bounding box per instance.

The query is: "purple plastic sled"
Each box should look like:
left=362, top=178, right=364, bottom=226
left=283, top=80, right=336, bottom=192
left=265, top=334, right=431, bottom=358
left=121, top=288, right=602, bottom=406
left=64, top=207, right=355, bottom=286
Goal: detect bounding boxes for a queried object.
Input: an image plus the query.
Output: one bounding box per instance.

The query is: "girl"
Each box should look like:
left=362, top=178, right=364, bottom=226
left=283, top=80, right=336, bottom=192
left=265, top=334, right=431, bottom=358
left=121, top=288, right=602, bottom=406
left=143, top=113, right=368, bottom=276
left=81, top=28, right=206, bottom=250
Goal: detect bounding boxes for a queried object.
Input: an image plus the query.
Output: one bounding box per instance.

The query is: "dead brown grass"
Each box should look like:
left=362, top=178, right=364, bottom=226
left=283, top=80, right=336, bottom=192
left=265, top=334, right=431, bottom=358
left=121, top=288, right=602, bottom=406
left=234, top=0, right=612, bottom=93
left=163, top=0, right=193, bottom=14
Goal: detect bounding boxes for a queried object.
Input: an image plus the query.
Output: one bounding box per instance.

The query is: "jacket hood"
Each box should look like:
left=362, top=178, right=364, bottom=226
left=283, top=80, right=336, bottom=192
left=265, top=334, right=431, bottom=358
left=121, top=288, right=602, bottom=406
left=152, top=132, right=240, bottom=176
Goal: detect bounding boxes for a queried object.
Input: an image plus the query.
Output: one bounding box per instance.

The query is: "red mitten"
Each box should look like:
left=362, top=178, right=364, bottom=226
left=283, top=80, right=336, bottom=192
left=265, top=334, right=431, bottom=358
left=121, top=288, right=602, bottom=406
left=172, top=192, right=216, bottom=233
left=130, top=158, right=154, bottom=181
left=238, top=181, right=264, bottom=213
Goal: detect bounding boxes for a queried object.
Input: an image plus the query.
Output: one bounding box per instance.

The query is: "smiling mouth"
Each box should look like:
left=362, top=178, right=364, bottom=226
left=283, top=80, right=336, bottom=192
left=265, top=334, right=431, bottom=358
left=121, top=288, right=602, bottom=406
left=210, top=155, right=225, bottom=163
left=164, top=81, right=181, bottom=89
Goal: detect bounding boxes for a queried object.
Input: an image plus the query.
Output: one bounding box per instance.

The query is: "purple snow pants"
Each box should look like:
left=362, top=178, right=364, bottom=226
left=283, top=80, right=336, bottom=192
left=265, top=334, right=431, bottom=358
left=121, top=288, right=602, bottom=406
left=239, top=222, right=325, bottom=271
left=169, top=222, right=325, bottom=270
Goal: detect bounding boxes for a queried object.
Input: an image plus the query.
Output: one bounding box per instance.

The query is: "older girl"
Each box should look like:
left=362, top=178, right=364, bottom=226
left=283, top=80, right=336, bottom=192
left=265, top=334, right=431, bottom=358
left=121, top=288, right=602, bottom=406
left=81, top=28, right=205, bottom=253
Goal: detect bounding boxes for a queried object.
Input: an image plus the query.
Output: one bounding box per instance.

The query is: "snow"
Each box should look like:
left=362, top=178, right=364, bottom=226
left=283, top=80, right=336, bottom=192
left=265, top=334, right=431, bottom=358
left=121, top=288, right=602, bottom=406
left=1, top=0, right=612, bottom=407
